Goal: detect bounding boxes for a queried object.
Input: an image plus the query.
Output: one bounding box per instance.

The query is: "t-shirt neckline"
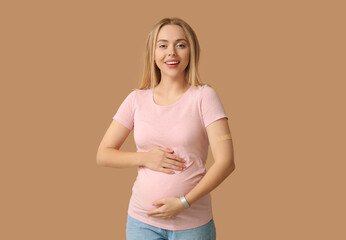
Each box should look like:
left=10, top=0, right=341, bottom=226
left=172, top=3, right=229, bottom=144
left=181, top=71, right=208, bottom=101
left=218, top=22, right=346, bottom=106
left=151, top=86, right=192, bottom=107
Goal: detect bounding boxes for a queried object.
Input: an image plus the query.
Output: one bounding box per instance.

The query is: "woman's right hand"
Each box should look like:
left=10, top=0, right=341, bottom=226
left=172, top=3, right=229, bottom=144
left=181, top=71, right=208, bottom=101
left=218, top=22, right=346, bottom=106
left=140, top=147, right=186, bottom=174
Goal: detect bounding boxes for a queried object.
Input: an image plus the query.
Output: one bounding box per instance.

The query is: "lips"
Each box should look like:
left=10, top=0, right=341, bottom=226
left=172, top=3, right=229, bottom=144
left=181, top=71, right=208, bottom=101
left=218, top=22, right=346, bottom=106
left=165, top=59, right=180, bottom=65
left=165, top=62, right=179, bottom=68
left=165, top=59, right=180, bottom=63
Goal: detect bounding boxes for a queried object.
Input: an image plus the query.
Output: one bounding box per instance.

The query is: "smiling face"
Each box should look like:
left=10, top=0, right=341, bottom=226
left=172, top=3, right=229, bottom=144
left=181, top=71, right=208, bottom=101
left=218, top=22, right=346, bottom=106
left=154, top=24, right=190, bottom=81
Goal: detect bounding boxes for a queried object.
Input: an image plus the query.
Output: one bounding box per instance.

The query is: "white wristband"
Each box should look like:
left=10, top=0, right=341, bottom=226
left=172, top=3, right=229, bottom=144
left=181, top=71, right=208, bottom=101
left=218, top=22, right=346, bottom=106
left=180, top=195, right=190, bottom=209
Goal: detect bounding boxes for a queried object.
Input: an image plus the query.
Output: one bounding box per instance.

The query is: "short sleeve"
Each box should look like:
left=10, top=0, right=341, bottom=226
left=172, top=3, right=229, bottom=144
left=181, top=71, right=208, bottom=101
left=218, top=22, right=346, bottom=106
left=200, top=85, right=228, bottom=127
left=112, top=90, right=136, bottom=130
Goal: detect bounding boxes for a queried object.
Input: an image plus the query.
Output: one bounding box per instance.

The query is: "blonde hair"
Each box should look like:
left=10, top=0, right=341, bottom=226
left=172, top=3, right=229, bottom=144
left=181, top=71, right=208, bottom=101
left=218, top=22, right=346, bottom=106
left=139, top=17, right=204, bottom=89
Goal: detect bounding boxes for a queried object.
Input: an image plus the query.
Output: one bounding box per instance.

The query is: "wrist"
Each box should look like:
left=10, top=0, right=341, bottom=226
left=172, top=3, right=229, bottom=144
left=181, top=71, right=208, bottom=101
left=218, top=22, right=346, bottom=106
left=184, top=194, right=195, bottom=206
left=137, top=152, right=147, bottom=167
left=179, top=195, right=191, bottom=209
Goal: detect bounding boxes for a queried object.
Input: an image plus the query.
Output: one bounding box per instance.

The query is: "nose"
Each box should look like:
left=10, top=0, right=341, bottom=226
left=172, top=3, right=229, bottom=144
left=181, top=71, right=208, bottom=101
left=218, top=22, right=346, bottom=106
left=168, top=46, right=176, bottom=56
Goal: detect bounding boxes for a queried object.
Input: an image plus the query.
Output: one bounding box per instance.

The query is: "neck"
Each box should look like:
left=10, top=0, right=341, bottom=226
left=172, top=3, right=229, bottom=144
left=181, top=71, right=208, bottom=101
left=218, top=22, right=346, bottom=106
left=156, top=73, right=190, bottom=94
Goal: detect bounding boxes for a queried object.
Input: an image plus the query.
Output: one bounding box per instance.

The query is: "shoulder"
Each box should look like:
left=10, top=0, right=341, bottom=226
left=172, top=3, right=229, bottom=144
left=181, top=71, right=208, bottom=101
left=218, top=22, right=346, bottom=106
left=126, top=88, right=150, bottom=99
left=191, top=84, right=217, bottom=92
left=133, top=88, right=151, bottom=95
left=120, top=88, right=151, bottom=110
left=191, top=84, right=220, bottom=100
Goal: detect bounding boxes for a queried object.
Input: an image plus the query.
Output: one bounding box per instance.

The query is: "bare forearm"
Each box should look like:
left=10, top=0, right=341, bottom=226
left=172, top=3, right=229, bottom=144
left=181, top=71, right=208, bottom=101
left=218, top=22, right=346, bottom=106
left=96, top=147, right=144, bottom=168
left=185, top=160, right=235, bottom=206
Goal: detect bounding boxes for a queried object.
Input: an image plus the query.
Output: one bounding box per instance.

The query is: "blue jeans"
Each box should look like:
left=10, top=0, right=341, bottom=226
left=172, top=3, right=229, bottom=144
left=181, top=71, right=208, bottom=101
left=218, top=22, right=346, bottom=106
left=126, top=215, right=216, bottom=240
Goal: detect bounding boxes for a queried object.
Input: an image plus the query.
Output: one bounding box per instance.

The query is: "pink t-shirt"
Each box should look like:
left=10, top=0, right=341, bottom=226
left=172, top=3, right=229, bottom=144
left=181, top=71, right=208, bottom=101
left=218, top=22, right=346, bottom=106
left=113, top=84, right=228, bottom=230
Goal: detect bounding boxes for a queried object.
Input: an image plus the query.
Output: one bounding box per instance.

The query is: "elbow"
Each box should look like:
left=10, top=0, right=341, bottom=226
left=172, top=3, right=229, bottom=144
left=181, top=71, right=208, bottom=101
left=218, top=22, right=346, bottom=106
left=96, top=157, right=103, bottom=166
left=96, top=158, right=103, bottom=166
left=96, top=149, right=104, bottom=166
left=226, top=161, right=236, bottom=175
left=214, top=158, right=236, bottom=176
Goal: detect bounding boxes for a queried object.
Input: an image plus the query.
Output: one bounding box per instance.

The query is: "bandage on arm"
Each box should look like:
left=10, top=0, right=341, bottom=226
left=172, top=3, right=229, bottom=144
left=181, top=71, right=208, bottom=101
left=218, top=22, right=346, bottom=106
left=216, top=134, right=232, bottom=142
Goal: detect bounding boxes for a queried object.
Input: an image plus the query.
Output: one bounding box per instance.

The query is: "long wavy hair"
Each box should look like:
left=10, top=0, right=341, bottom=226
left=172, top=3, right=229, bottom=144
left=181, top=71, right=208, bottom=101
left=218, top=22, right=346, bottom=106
left=139, top=17, right=204, bottom=89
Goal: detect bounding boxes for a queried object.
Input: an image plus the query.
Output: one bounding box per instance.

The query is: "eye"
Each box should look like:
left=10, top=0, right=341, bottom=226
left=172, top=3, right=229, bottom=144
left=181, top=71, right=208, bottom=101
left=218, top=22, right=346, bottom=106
left=159, top=44, right=166, bottom=48
left=177, top=43, right=185, bottom=48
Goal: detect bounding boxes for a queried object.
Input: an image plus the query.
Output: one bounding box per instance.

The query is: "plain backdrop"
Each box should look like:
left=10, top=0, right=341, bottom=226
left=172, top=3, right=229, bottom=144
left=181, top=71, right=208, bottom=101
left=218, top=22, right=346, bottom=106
left=1, top=0, right=345, bottom=239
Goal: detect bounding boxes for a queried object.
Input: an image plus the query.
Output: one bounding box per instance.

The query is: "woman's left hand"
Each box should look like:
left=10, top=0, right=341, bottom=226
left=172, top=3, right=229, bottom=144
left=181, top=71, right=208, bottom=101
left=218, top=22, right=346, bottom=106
left=147, top=197, right=185, bottom=219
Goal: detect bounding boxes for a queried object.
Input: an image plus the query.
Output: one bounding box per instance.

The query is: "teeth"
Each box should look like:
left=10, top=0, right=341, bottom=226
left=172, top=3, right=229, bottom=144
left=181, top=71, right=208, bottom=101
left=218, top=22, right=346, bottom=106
left=166, top=61, right=179, bottom=65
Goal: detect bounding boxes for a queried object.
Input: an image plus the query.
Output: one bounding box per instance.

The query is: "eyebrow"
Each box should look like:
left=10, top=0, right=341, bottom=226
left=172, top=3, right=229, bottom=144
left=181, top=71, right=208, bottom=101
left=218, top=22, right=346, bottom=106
left=157, top=39, right=187, bottom=43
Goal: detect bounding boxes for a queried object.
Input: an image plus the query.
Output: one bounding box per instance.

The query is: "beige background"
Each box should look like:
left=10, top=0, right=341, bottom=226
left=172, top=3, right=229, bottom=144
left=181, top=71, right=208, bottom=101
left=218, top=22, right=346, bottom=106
left=1, top=0, right=345, bottom=239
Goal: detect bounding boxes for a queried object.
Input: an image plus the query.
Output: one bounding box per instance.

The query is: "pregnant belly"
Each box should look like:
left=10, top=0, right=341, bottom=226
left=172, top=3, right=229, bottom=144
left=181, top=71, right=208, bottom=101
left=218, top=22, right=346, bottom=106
left=132, top=157, right=206, bottom=211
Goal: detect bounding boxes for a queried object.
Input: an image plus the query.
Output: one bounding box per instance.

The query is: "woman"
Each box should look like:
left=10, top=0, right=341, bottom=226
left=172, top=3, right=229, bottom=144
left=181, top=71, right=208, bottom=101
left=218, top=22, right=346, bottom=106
left=96, top=17, right=235, bottom=240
